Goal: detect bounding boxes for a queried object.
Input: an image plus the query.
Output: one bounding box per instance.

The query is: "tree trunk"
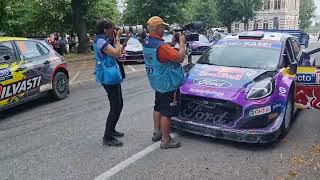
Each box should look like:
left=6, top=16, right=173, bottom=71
left=227, top=23, right=232, bottom=33
left=71, top=0, right=89, bottom=53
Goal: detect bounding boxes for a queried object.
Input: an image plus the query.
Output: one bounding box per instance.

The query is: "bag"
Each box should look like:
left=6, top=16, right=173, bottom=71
left=96, top=63, right=122, bottom=84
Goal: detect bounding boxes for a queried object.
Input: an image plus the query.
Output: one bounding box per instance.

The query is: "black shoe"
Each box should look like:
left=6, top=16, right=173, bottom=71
left=111, top=130, right=124, bottom=138
left=103, top=137, right=123, bottom=147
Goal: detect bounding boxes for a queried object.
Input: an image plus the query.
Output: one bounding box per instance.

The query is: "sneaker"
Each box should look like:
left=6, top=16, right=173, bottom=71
left=111, top=130, right=124, bottom=138
left=160, top=138, right=181, bottom=149
left=152, top=131, right=162, bottom=142
left=103, top=137, right=123, bottom=147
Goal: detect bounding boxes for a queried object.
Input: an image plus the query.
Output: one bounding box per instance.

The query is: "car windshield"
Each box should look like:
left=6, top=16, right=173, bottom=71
left=127, top=38, right=140, bottom=45
left=197, top=40, right=281, bottom=70
left=199, top=34, right=209, bottom=43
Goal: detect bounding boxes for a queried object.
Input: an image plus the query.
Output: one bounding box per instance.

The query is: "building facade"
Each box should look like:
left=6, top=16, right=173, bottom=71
left=232, top=0, right=300, bottom=32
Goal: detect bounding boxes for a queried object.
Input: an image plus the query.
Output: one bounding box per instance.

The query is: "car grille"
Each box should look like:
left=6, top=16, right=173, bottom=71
left=179, top=95, right=242, bottom=126
left=196, top=46, right=209, bottom=51
left=126, top=51, right=143, bottom=55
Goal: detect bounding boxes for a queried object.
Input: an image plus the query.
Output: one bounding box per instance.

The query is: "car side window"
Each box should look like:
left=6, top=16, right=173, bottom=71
left=283, top=40, right=295, bottom=67
left=16, top=40, right=43, bottom=60
left=290, top=38, right=301, bottom=58
left=38, top=42, right=50, bottom=55
left=0, top=42, right=17, bottom=64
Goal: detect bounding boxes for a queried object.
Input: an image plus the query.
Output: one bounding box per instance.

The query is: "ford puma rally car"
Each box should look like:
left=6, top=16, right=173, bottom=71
left=172, top=31, right=320, bottom=143
left=0, top=37, right=69, bottom=111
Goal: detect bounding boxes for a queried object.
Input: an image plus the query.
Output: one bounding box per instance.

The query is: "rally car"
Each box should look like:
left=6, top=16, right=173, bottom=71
left=0, top=37, right=69, bottom=111
left=172, top=31, right=320, bottom=143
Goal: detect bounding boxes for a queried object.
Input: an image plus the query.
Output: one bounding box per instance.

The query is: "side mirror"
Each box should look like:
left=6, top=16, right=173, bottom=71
left=289, top=62, right=298, bottom=75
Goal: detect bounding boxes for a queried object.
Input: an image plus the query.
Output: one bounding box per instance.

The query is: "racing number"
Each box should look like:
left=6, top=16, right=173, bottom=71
left=146, top=65, right=154, bottom=75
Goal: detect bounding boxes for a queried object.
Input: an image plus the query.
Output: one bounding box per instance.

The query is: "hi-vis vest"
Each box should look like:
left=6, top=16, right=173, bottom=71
left=93, top=35, right=122, bottom=84
left=143, top=37, right=185, bottom=93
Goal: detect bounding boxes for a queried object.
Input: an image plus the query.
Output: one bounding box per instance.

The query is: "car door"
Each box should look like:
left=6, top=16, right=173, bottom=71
left=295, top=46, right=320, bottom=110
left=0, top=41, right=26, bottom=108
left=14, top=40, right=47, bottom=100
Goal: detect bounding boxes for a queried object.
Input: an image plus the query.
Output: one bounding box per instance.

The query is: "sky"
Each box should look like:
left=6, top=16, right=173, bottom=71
left=315, top=0, right=320, bottom=15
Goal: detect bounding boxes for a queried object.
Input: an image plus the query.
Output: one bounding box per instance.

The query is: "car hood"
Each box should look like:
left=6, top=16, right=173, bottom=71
left=180, top=64, right=270, bottom=100
left=125, top=44, right=143, bottom=52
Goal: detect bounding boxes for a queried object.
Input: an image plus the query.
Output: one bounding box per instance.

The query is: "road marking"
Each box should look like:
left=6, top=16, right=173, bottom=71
left=69, top=71, right=80, bottom=84
left=127, top=65, right=136, bottom=72
left=70, top=69, right=145, bottom=85
left=94, top=134, right=177, bottom=180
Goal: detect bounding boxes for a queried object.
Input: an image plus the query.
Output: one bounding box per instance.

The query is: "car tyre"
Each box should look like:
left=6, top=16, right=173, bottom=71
left=279, top=93, right=294, bottom=139
left=50, top=72, right=69, bottom=100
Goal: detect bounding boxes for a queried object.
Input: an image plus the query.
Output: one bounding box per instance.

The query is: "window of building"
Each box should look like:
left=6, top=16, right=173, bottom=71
left=281, top=0, right=285, bottom=9
left=263, top=20, right=269, bottom=29
left=234, top=23, right=240, bottom=31
left=274, top=0, right=281, bottom=9
left=273, top=17, right=279, bottom=29
left=253, top=20, right=259, bottom=30
left=264, top=0, right=271, bottom=10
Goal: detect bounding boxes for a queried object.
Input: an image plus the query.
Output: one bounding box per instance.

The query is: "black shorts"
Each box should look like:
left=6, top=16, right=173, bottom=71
left=154, top=90, right=180, bottom=118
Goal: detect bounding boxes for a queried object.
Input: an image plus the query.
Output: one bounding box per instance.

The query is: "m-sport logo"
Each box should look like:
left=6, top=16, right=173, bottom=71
left=193, top=79, right=231, bottom=88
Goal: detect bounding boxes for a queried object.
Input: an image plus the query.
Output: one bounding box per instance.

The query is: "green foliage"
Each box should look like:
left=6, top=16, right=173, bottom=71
left=123, top=0, right=187, bottom=25
left=299, top=0, right=316, bottom=30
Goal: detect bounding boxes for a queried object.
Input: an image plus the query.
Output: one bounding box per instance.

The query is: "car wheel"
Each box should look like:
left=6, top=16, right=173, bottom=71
left=51, top=72, right=69, bottom=100
left=280, top=94, right=294, bottom=138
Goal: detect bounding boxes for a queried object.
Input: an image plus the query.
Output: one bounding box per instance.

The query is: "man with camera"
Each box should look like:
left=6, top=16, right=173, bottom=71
left=143, top=16, right=186, bottom=149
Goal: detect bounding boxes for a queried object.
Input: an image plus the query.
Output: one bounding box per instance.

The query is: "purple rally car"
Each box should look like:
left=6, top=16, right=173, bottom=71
left=172, top=31, right=320, bottom=143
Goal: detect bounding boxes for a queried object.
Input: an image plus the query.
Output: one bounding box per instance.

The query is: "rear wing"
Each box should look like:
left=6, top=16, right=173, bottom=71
left=254, top=29, right=309, bottom=47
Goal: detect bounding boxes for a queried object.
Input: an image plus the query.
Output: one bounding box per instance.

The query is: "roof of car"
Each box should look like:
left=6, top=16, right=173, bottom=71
left=0, top=37, right=28, bottom=42
left=223, top=32, right=292, bottom=42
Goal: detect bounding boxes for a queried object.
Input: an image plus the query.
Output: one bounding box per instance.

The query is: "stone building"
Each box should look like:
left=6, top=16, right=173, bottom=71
left=232, top=0, right=300, bottom=32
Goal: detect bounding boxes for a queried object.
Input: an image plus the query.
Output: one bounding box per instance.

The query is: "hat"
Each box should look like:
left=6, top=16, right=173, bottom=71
left=147, top=16, right=169, bottom=27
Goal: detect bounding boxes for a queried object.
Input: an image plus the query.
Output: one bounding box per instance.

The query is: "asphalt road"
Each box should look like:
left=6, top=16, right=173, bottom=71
left=0, top=42, right=319, bottom=180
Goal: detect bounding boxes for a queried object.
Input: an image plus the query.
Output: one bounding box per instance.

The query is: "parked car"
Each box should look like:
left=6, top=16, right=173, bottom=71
left=172, top=31, right=320, bottom=143
left=189, top=34, right=211, bottom=55
left=119, top=37, right=144, bottom=62
left=0, top=37, right=69, bottom=111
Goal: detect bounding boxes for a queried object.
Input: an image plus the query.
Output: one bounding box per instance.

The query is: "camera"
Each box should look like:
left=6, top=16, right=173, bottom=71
left=116, top=25, right=144, bottom=34
left=171, top=21, right=203, bottom=42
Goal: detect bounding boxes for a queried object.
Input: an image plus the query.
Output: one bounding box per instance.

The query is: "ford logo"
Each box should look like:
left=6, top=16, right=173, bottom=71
left=193, top=79, right=232, bottom=88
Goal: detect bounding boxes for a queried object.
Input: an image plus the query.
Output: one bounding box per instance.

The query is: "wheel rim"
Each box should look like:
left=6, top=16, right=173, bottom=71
left=284, top=99, right=293, bottom=129
left=56, top=77, right=67, bottom=96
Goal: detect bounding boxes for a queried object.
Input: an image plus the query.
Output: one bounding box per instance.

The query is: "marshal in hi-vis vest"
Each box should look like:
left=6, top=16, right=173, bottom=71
left=143, top=37, right=185, bottom=93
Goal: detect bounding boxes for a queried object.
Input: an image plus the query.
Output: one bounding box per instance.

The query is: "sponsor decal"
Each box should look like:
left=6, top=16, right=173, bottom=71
left=216, top=40, right=282, bottom=49
left=296, top=73, right=317, bottom=84
left=0, top=68, right=13, bottom=82
left=268, top=113, right=278, bottom=120
left=295, top=86, right=320, bottom=109
left=192, top=79, right=231, bottom=88
left=249, top=106, right=271, bottom=116
left=199, top=71, right=243, bottom=80
left=279, top=87, right=287, bottom=97
left=0, top=76, right=41, bottom=100
left=245, top=70, right=257, bottom=77
left=272, top=102, right=284, bottom=110
left=188, top=88, right=224, bottom=97
left=182, top=101, right=228, bottom=124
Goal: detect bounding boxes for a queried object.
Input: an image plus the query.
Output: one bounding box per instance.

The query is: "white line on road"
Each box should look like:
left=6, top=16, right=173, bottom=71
left=69, top=71, right=80, bottom=84
left=94, top=134, right=177, bottom=180
left=70, top=69, right=145, bottom=85
left=127, top=65, right=136, bottom=72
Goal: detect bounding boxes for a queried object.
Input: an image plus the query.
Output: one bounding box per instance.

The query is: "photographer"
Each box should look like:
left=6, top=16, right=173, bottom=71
left=93, top=18, right=131, bottom=147
left=143, top=16, right=186, bottom=149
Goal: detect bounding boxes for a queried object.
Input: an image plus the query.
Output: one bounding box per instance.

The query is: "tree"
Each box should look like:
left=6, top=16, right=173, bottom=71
left=215, top=0, right=263, bottom=32
left=299, top=0, right=316, bottom=30
left=123, top=0, right=187, bottom=25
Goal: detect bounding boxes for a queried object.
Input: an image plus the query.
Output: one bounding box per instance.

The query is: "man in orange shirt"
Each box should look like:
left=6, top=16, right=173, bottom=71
left=143, top=16, right=186, bottom=149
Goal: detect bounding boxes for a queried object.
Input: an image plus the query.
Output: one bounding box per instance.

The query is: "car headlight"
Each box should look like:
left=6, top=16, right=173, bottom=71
left=246, top=77, right=274, bottom=100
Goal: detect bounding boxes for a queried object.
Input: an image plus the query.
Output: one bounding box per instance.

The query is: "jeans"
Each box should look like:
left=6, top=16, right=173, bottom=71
left=102, top=83, right=123, bottom=140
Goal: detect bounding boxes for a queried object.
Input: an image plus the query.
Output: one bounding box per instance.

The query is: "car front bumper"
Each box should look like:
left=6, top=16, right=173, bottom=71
left=171, top=109, right=285, bottom=143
